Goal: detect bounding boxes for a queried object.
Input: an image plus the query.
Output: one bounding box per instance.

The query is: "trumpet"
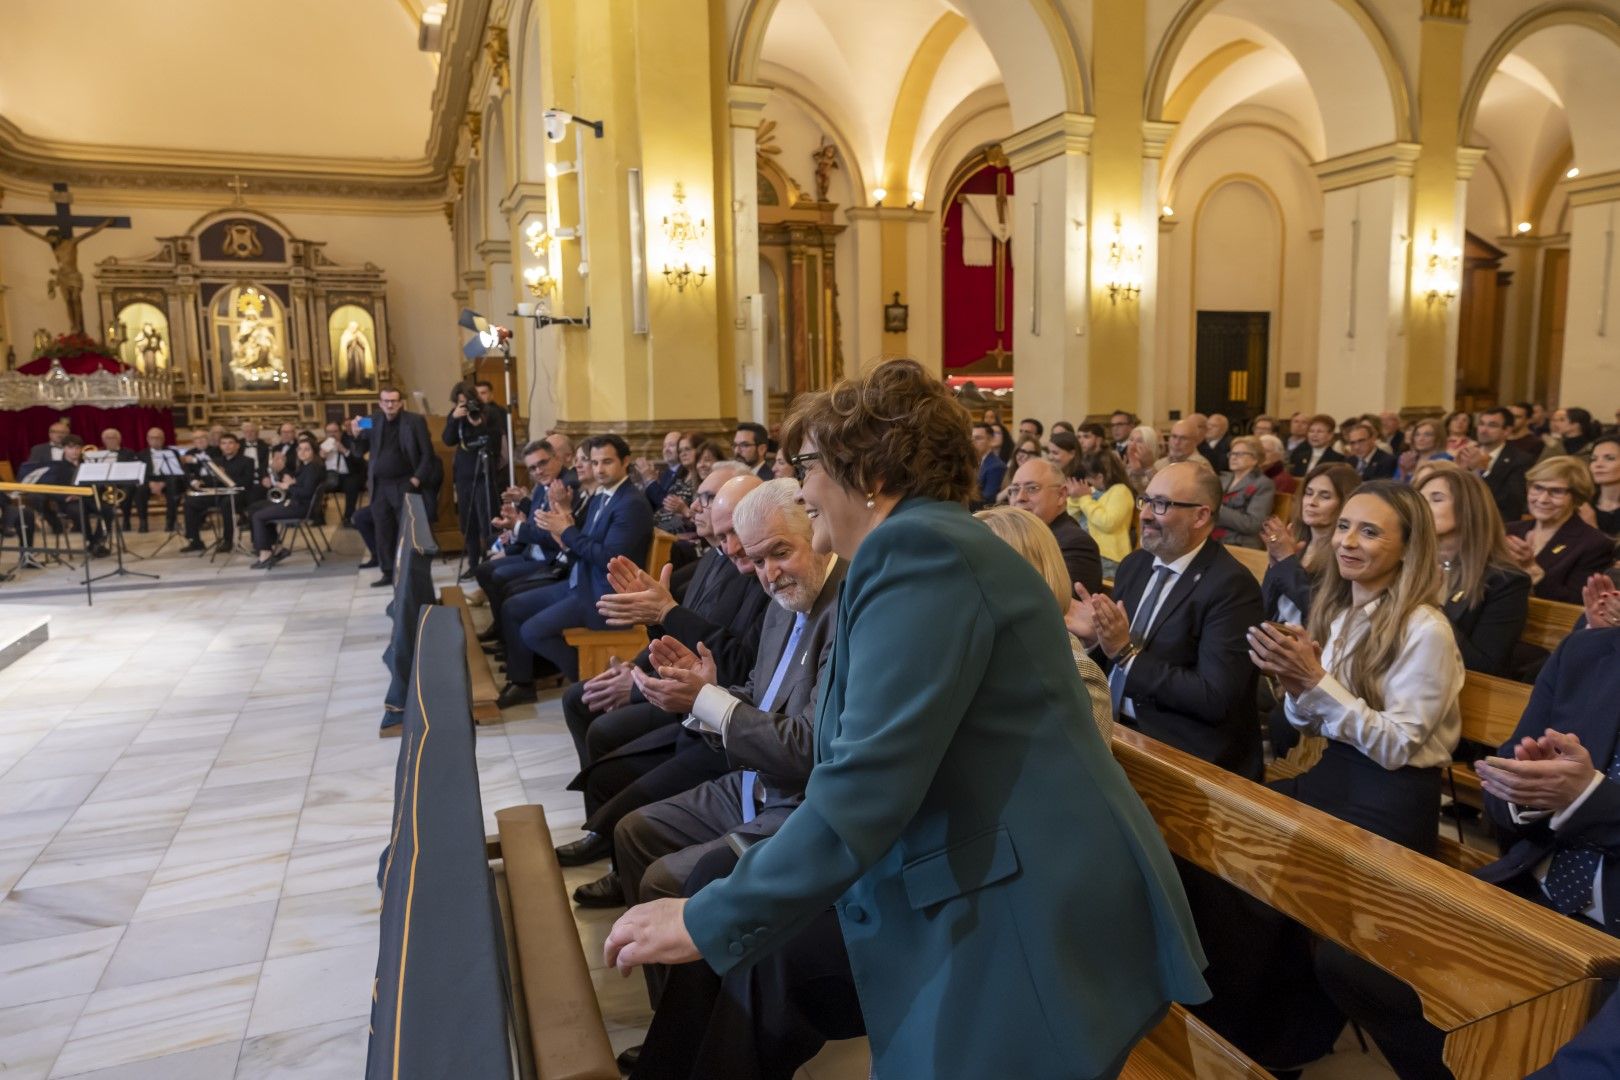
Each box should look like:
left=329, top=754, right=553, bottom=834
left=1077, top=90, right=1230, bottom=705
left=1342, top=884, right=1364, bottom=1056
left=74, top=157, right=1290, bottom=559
left=268, top=487, right=289, bottom=505
left=98, top=485, right=128, bottom=507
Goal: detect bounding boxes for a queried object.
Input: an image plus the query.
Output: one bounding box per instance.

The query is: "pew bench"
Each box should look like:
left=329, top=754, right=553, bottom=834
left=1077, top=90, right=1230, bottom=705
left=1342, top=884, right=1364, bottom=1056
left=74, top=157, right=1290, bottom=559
left=565, top=528, right=677, bottom=681
left=1116, top=727, right=1620, bottom=1079
left=440, top=585, right=503, bottom=723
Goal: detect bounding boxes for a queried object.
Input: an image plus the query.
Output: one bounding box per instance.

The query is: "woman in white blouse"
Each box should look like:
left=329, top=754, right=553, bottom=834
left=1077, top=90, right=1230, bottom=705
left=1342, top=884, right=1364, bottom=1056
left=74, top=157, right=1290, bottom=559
left=1247, top=479, right=1463, bottom=855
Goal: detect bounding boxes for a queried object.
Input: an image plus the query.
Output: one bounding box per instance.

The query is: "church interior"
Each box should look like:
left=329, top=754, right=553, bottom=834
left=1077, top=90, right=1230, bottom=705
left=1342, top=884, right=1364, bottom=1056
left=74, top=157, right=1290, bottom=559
left=1, top=1, right=1619, bottom=1078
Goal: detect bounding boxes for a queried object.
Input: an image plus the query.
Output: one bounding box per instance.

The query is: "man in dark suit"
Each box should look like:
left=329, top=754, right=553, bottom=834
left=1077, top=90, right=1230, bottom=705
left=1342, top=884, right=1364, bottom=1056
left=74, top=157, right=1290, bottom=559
left=1344, top=421, right=1397, bottom=480
left=135, top=427, right=185, bottom=534
left=972, top=422, right=1005, bottom=507
left=1315, top=627, right=1620, bottom=1079
left=1007, top=457, right=1103, bottom=593
left=1073, top=461, right=1265, bottom=778
left=573, top=478, right=844, bottom=911
left=347, top=386, right=435, bottom=587
left=731, top=422, right=774, bottom=481
left=238, top=421, right=273, bottom=491
left=1202, top=413, right=1232, bottom=475
left=319, top=421, right=367, bottom=526
left=474, top=439, right=572, bottom=638
left=1288, top=413, right=1347, bottom=476
left=180, top=433, right=256, bottom=553
left=496, top=434, right=654, bottom=703
left=1461, top=406, right=1533, bottom=522
left=95, top=427, right=141, bottom=531
left=25, top=420, right=70, bottom=465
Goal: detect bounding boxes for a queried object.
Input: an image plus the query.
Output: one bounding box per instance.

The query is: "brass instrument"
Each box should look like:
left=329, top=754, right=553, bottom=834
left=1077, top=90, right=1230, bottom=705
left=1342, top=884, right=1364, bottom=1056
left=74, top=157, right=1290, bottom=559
left=268, top=487, right=289, bottom=505
left=98, top=485, right=128, bottom=507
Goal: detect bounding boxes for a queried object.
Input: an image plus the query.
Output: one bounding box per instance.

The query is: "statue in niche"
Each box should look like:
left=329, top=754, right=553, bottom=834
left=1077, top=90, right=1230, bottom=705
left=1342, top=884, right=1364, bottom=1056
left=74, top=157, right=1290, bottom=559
left=337, top=319, right=374, bottom=391
left=231, top=292, right=280, bottom=379
left=133, top=322, right=166, bottom=374
left=812, top=138, right=840, bottom=203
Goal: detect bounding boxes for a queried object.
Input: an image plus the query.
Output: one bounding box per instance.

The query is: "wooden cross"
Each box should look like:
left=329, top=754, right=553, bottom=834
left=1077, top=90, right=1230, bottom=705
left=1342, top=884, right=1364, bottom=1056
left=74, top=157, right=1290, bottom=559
left=228, top=174, right=249, bottom=206
left=993, top=172, right=1009, bottom=334
left=0, top=183, right=132, bottom=333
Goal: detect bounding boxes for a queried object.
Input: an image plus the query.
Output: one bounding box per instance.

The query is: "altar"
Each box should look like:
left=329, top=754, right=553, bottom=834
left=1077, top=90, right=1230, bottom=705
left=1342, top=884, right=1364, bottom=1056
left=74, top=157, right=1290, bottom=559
left=93, top=208, right=395, bottom=432
left=0, top=334, right=174, bottom=470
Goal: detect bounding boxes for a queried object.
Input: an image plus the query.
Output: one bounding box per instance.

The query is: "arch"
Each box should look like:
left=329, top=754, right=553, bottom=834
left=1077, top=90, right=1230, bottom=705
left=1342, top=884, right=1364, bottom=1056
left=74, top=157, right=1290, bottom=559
left=1146, top=0, right=1414, bottom=152
left=1459, top=5, right=1620, bottom=146
left=730, top=0, right=1086, bottom=127
left=880, top=12, right=969, bottom=195
left=1163, top=116, right=1318, bottom=210
left=513, top=0, right=548, bottom=183
left=757, top=81, right=869, bottom=204
left=483, top=102, right=512, bottom=243
left=1187, top=173, right=1287, bottom=409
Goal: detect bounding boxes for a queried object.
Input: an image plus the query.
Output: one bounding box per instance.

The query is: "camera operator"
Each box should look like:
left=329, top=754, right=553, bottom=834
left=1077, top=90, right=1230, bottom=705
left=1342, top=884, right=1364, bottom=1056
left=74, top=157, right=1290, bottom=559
left=445, top=379, right=507, bottom=580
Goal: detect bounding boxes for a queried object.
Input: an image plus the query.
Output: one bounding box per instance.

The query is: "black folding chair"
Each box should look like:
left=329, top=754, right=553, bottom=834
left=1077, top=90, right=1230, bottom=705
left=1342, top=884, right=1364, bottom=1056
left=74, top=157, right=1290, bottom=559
left=269, top=495, right=327, bottom=568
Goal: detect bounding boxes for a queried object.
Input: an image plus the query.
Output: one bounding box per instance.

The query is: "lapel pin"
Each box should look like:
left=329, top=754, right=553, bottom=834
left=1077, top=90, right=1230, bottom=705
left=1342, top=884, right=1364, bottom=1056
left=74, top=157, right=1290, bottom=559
left=1551, top=544, right=1566, bottom=555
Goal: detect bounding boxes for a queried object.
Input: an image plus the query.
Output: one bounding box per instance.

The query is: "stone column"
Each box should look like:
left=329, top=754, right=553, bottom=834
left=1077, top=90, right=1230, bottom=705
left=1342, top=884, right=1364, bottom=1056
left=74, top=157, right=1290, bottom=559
left=1557, top=170, right=1620, bottom=409
left=728, top=85, right=770, bottom=423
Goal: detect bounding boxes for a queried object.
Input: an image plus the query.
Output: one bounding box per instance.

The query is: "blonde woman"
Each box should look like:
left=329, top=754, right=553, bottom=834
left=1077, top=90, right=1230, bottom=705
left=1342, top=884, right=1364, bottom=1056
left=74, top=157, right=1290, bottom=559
left=1125, top=423, right=1161, bottom=494
left=975, top=505, right=1113, bottom=741
left=1505, top=455, right=1615, bottom=603
left=1248, top=480, right=1462, bottom=854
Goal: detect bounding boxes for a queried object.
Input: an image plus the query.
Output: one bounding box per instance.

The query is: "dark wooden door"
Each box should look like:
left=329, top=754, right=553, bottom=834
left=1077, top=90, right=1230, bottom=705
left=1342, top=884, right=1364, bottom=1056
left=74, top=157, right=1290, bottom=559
left=1195, top=311, right=1269, bottom=428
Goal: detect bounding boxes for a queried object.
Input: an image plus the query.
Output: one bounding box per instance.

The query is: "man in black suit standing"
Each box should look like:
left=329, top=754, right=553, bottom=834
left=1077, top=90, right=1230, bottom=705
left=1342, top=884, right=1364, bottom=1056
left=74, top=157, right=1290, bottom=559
left=1288, top=413, right=1346, bottom=476
left=1071, top=461, right=1264, bottom=778
left=1344, top=421, right=1397, bottom=480
left=1460, top=406, right=1532, bottom=522
left=1006, top=457, right=1103, bottom=593
left=347, top=385, right=435, bottom=587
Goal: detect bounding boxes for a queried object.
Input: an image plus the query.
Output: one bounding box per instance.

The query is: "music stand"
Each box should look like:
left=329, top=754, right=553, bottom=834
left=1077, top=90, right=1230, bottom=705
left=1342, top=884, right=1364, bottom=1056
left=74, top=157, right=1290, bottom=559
left=80, top=462, right=158, bottom=584
left=147, top=448, right=189, bottom=557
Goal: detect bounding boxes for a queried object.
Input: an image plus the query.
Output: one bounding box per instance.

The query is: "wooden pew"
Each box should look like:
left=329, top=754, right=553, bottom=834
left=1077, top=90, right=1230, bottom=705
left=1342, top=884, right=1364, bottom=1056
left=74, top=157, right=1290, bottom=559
left=1115, top=728, right=1620, bottom=1080
left=1271, top=491, right=1293, bottom=527
left=1226, top=544, right=1269, bottom=584
left=565, top=528, right=677, bottom=681
left=1434, top=672, right=1534, bottom=873
left=490, top=805, right=619, bottom=1080
left=440, top=585, right=503, bottom=723
left=1521, top=598, right=1583, bottom=653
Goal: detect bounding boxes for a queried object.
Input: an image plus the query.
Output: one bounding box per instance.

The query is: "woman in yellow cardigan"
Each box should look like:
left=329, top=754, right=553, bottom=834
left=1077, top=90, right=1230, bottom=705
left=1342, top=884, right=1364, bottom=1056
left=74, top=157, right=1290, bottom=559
left=1069, top=449, right=1136, bottom=576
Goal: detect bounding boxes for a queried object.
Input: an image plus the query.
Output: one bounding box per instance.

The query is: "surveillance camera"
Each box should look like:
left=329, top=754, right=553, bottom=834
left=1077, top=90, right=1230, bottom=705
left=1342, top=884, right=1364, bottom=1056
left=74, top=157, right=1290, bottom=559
left=544, top=109, right=572, bottom=143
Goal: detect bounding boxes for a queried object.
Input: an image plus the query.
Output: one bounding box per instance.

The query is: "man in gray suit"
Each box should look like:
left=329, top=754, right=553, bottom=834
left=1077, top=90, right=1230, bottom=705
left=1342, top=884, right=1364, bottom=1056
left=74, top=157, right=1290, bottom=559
left=612, top=478, right=844, bottom=910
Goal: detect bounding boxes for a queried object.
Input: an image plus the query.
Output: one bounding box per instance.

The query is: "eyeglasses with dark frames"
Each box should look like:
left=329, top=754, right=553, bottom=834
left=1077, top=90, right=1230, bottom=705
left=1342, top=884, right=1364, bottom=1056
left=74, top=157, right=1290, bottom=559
left=1135, top=495, right=1205, bottom=515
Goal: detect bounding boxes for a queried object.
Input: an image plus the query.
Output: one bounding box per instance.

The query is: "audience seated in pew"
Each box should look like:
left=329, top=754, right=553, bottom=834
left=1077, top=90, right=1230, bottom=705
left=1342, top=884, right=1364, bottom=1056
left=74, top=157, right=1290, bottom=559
left=1344, top=420, right=1399, bottom=481
left=553, top=464, right=769, bottom=869
left=1505, top=456, right=1616, bottom=605
left=1456, top=407, right=1533, bottom=524
left=1213, top=436, right=1275, bottom=548
left=472, top=440, right=571, bottom=638
left=1289, top=413, right=1347, bottom=476
left=1068, top=449, right=1135, bottom=578
left=1005, top=456, right=1103, bottom=593
left=1070, top=461, right=1266, bottom=779
left=569, top=477, right=842, bottom=910
left=1585, top=434, right=1620, bottom=538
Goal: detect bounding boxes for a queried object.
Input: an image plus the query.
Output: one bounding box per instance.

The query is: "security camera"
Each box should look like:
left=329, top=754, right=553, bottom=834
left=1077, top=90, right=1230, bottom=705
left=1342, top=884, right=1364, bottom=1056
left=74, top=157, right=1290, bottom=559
left=544, top=109, right=572, bottom=144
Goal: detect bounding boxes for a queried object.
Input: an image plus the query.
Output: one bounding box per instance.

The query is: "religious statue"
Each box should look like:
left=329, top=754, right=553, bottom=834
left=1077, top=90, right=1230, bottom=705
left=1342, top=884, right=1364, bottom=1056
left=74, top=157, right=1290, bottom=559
left=230, top=291, right=282, bottom=383
left=0, top=220, right=116, bottom=334
left=812, top=138, right=840, bottom=203
left=338, top=319, right=374, bottom=391
left=134, top=322, right=167, bottom=375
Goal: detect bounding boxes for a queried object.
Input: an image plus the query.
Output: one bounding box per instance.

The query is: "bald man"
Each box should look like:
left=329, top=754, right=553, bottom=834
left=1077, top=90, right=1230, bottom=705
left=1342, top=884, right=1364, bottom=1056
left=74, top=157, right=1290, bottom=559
left=1155, top=417, right=1212, bottom=475
left=26, top=421, right=70, bottom=465
left=1069, top=461, right=1264, bottom=779
left=1007, top=458, right=1103, bottom=593
left=98, top=428, right=140, bottom=530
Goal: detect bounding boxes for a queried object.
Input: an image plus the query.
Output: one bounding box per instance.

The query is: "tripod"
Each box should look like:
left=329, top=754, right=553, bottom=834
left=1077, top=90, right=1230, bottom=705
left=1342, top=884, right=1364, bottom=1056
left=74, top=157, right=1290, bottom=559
left=89, top=493, right=158, bottom=584
left=453, top=439, right=499, bottom=581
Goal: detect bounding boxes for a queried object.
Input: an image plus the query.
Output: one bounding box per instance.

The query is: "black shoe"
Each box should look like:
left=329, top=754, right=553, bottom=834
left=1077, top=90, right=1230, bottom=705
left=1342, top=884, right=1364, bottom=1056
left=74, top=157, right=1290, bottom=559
left=268, top=549, right=290, bottom=567
left=458, top=567, right=478, bottom=582
left=476, top=624, right=502, bottom=643
left=572, top=871, right=625, bottom=908
left=370, top=576, right=393, bottom=588
left=91, top=544, right=111, bottom=558
left=616, top=1045, right=642, bottom=1074
left=555, top=831, right=611, bottom=866
left=137, top=522, right=150, bottom=534
left=181, top=539, right=206, bottom=553
left=250, top=558, right=271, bottom=570
left=496, top=682, right=536, bottom=709
left=358, top=558, right=379, bottom=570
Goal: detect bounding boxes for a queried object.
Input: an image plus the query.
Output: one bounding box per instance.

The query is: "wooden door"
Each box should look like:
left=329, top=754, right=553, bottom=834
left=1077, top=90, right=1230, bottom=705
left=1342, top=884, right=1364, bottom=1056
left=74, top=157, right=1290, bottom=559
left=1195, top=311, right=1269, bottom=427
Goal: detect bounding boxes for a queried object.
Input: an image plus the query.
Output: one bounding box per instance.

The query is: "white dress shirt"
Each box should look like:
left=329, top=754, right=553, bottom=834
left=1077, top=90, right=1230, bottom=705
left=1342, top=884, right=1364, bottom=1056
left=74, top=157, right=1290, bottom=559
left=1284, top=601, right=1462, bottom=770
left=1116, top=539, right=1207, bottom=719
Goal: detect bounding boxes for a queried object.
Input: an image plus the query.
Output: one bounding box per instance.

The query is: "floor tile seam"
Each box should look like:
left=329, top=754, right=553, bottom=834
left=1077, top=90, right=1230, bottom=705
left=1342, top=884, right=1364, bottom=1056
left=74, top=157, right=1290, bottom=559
left=41, top=922, right=131, bottom=1079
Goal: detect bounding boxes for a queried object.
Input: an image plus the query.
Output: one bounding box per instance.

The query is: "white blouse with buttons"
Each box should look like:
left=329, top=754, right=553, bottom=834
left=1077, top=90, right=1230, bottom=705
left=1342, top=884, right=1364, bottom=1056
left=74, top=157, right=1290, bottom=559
left=1284, top=601, right=1463, bottom=770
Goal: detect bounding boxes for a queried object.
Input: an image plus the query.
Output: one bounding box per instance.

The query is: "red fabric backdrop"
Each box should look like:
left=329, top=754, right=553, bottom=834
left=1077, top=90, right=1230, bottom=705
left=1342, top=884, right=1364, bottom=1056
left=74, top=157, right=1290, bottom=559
left=942, top=164, right=1015, bottom=369
left=2, top=406, right=177, bottom=473
left=16, top=354, right=125, bottom=375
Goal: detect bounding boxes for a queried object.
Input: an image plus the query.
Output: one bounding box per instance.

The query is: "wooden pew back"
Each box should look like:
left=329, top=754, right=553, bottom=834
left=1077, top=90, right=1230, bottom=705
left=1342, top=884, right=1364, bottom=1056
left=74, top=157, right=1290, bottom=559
left=565, top=528, right=679, bottom=681
left=1113, top=728, right=1620, bottom=1079
left=1227, top=544, right=1269, bottom=584
left=1522, top=598, right=1583, bottom=653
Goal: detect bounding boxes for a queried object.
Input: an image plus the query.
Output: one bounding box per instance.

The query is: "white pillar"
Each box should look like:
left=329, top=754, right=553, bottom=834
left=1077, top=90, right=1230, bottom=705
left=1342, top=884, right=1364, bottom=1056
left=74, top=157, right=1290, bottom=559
left=1560, top=171, right=1620, bottom=411
left=727, top=85, right=772, bottom=424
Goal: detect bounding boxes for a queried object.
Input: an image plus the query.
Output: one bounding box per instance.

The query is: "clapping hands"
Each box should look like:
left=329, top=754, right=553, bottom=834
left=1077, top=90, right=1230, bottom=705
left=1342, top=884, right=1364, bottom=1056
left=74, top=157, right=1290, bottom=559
left=1068, top=583, right=1131, bottom=658
left=597, top=557, right=678, bottom=626
left=1582, top=573, right=1620, bottom=629
left=1476, top=729, right=1600, bottom=813
left=1245, top=622, right=1325, bottom=698
left=631, top=637, right=717, bottom=714
left=1260, top=516, right=1302, bottom=563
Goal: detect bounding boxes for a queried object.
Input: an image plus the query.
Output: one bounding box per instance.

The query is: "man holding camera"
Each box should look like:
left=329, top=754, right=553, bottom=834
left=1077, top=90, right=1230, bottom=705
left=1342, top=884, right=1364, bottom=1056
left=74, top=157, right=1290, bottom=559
left=444, top=379, right=508, bottom=579
left=348, top=386, right=435, bottom=587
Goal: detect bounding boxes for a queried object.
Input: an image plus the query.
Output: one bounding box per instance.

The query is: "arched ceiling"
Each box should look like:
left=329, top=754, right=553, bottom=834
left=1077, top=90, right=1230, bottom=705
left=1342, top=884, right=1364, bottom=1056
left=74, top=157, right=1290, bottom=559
left=0, top=0, right=436, bottom=162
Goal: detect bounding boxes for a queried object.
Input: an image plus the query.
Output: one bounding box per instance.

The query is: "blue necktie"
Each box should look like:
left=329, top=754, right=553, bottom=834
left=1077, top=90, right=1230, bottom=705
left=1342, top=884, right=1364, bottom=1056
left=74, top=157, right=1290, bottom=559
left=1542, top=755, right=1620, bottom=917
left=740, top=612, right=808, bottom=822
left=567, top=492, right=600, bottom=588
left=1108, top=565, right=1173, bottom=718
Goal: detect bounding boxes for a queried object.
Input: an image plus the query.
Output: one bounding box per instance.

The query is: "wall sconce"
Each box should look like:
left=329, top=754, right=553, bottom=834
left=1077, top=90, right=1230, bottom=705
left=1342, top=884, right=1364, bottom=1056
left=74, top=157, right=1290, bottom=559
left=661, top=182, right=709, bottom=292
left=524, top=220, right=551, bottom=259
left=872, top=187, right=887, bottom=206
left=1419, top=228, right=1461, bottom=308
left=1103, top=213, right=1143, bottom=304
left=523, top=264, right=555, bottom=299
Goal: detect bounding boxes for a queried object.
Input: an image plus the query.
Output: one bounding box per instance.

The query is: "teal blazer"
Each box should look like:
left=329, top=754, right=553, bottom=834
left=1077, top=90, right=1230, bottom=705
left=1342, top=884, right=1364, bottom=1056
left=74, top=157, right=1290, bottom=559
left=684, top=497, right=1209, bottom=1079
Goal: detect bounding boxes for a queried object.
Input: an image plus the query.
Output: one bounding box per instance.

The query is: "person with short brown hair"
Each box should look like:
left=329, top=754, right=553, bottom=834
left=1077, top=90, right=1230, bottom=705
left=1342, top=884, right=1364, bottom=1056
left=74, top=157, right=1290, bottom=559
left=1504, top=456, right=1615, bottom=603
left=1289, top=413, right=1346, bottom=476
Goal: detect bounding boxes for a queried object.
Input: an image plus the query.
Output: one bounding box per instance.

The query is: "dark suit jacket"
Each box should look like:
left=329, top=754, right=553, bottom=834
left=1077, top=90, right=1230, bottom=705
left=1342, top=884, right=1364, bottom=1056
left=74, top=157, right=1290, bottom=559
left=1260, top=552, right=1313, bottom=623
left=1508, top=518, right=1617, bottom=605
left=1480, top=628, right=1620, bottom=934
left=650, top=547, right=771, bottom=688
left=559, top=481, right=655, bottom=604
left=1353, top=448, right=1398, bottom=481
left=26, top=441, right=63, bottom=465
left=1102, top=540, right=1266, bottom=778
left=354, top=410, right=435, bottom=493
left=1288, top=443, right=1346, bottom=477
left=977, top=453, right=1006, bottom=508
left=1202, top=435, right=1231, bottom=475
left=1482, top=445, right=1533, bottom=522
left=721, top=559, right=847, bottom=800
left=1047, top=511, right=1103, bottom=594
left=1443, top=566, right=1530, bottom=675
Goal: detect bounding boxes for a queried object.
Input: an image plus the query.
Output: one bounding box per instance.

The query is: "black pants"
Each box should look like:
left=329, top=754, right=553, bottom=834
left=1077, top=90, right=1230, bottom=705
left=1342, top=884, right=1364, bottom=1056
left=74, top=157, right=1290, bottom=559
left=250, top=501, right=305, bottom=553
left=184, top=494, right=237, bottom=544
left=334, top=468, right=365, bottom=522
left=632, top=848, right=864, bottom=1080
left=135, top=476, right=184, bottom=531
left=563, top=696, right=677, bottom=778
left=370, top=476, right=411, bottom=576
left=355, top=505, right=376, bottom=561
left=581, top=730, right=730, bottom=848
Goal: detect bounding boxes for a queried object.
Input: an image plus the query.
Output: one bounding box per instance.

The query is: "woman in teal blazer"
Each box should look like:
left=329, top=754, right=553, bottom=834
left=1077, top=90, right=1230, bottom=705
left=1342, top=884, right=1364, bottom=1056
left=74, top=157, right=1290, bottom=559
left=607, top=359, right=1209, bottom=1079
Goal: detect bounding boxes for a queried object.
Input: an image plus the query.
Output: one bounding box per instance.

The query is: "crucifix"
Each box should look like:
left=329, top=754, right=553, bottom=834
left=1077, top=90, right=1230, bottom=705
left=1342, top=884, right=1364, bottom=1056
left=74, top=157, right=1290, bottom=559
left=0, top=183, right=131, bottom=334
left=992, top=171, right=1009, bottom=337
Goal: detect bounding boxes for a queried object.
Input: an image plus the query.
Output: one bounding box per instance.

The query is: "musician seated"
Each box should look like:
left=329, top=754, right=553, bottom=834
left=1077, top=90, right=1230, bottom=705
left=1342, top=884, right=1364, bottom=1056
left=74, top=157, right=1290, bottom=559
left=181, top=433, right=256, bottom=553
left=135, top=427, right=185, bottom=534
left=10, top=436, right=112, bottom=557
left=320, top=421, right=366, bottom=527
left=26, top=420, right=70, bottom=465
left=251, top=439, right=328, bottom=568
left=98, top=428, right=140, bottom=531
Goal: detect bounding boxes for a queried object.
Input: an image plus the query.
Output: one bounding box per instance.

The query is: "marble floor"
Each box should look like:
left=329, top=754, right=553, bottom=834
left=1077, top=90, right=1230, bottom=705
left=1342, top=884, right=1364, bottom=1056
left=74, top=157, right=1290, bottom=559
left=0, top=528, right=1391, bottom=1079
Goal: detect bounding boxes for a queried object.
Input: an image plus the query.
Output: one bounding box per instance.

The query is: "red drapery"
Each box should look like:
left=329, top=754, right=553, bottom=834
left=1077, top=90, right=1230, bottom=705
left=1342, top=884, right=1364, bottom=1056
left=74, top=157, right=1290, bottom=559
left=2, top=406, right=177, bottom=472
left=16, top=354, right=125, bottom=376
left=941, top=164, right=1015, bottom=370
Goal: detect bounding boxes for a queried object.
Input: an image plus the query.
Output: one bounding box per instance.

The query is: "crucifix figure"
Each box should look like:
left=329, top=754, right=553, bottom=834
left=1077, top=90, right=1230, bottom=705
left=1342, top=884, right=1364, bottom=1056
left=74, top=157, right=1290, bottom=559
left=0, top=183, right=132, bottom=334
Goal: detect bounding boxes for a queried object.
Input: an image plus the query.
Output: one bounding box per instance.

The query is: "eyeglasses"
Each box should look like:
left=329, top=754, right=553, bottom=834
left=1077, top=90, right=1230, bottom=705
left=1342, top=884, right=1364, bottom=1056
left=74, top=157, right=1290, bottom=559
left=731, top=440, right=757, bottom=450
left=1229, top=449, right=1257, bottom=458
left=692, top=491, right=716, bottom=508
left=1136, top=495, right=1205, bottom=515
left=1529, top=483, right=1572, bottom=499
left=1006, top=482, right=1060, bottom=497
left=788, top=451, right=821, bottom=480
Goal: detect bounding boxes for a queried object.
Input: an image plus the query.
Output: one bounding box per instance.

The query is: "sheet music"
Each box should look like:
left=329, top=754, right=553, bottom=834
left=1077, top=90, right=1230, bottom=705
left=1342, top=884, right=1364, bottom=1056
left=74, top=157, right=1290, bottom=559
left=83, top=450, right=115, bottom=463
left=204, top=459, right=234, bottom=486
left=109, top=462, right=147, bottom=483
left=74, top=462, right=113, bottom=483
left=19, top=466, right=50, bottom=485
left=151, top=449, right=183, bottom=477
